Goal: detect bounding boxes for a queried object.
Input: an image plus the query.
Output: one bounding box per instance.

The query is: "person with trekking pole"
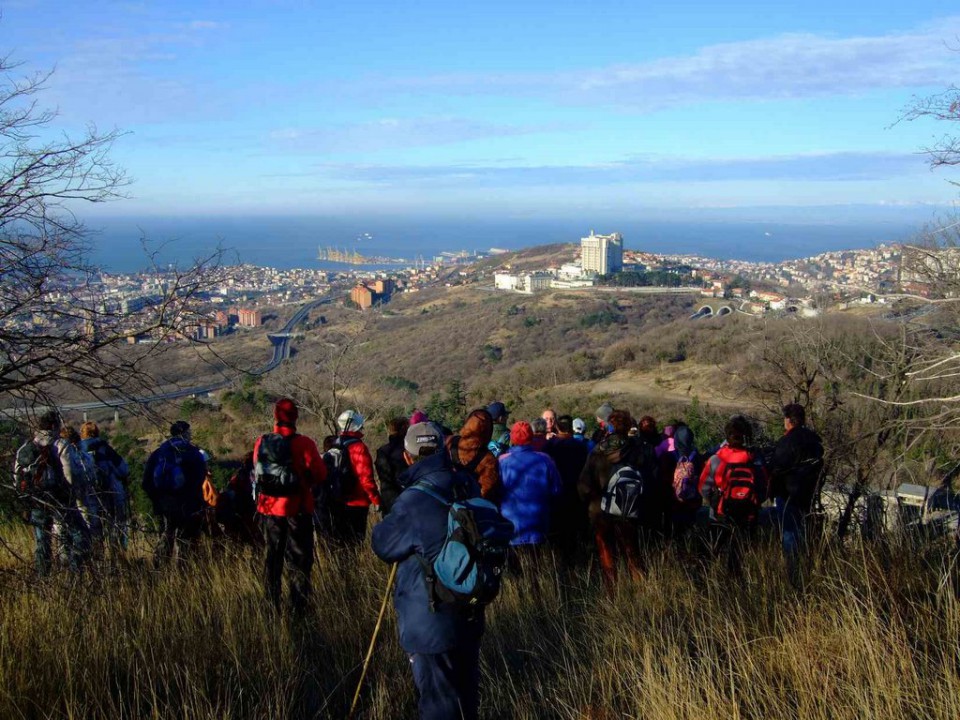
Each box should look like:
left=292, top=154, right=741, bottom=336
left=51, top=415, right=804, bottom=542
left=369, top=421, right=512, bottom=720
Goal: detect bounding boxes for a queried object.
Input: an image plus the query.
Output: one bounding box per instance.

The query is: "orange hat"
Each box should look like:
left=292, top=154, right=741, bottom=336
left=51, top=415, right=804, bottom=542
left=510, top=421, right=533, bottom=446
left=274, top=398, right=298, bottom=426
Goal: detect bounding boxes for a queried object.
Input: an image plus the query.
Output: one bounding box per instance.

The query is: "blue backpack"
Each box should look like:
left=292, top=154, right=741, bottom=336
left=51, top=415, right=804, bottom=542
left=152, top=441, right=188, bottom=493
left=409, top=482, right=515, bottom=611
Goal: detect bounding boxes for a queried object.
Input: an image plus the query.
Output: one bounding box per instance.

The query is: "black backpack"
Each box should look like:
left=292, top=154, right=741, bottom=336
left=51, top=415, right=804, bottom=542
left=254, top=433, right=300, bottom=497
left=322, top=436, right=359, bottom=502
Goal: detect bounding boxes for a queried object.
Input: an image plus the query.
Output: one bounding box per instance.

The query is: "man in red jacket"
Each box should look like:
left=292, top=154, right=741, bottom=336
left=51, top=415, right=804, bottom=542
left=254, top=398, right=326, bottom=614
left=334, top=409, right=381, bottom=545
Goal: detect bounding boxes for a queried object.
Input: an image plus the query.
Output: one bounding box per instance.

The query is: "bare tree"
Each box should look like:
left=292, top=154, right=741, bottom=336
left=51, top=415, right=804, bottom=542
left=0, top=54, right=231, bottom=411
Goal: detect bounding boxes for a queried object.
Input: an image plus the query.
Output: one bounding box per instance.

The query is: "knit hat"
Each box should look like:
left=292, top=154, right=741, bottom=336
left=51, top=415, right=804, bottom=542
left=274, top=397, right=299, bottom=426
left=510, top=421, right=533, bottom=446
left=404, top=422, right=443, bottom=456
left=410, top=409, right=429, bottom=425
left=596, top=403, right=614, bottom=423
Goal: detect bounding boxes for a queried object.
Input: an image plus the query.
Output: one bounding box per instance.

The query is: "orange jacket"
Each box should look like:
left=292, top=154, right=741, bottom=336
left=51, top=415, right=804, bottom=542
left=339, top=431, right=381, bottom=508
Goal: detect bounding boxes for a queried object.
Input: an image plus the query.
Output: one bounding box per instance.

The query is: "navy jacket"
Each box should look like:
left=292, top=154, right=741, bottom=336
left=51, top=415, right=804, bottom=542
left=142, top=437, right=207, bottom=513
left=371, top=453, right=484, bottom=654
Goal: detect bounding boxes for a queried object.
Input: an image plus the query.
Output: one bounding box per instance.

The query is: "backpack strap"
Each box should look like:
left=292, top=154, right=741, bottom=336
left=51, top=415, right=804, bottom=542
left=408, top=482, right=451, bottom=507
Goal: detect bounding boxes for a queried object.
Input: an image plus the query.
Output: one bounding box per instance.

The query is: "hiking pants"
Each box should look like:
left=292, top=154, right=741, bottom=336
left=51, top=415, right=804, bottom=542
left=33, top=507, right=89, bottom=575
left=334, top=505, right=369, bottom=546
left=410, top=639, right=481, bottom=720
left=593, top=515, right=642, bottom=587
left=261, top=514, right=314, bottom=613
left=775, top=498, right=809, bottom=588
left=154, top=507, right=202, bottom=568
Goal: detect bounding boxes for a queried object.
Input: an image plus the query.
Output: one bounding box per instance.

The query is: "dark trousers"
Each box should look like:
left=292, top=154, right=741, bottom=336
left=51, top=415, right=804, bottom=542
left=410, top=640, right=481, bottom=720
left=154, top=506, right=202, bottom=568
left=261, top=514, right=314, bottom=613
left=334, top=505, right=369, bottom=546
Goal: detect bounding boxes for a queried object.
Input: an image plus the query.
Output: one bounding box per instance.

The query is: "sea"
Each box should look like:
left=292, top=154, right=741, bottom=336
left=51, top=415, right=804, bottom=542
left=84, top=214, right=937, bottom=273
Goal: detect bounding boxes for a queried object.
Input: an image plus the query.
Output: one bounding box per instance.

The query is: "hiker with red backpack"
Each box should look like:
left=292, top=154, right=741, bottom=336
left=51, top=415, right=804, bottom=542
left=143, top=420, right=207, bottom=568
left=699, top=416, right=769, bottom=576
left=14, top=410, right=88, bottom=575
left=254, top=398, right=326, bottom=614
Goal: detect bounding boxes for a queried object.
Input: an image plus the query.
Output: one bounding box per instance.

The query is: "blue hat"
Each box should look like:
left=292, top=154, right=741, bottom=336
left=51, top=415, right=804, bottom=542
left=487, top=401, right=509, bottom=420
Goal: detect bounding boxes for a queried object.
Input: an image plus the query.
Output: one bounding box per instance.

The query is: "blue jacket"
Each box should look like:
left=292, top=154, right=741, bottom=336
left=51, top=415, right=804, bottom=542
left=497, top=444, right=562, bottom=545
left=371, top=453, right=484, bottom=654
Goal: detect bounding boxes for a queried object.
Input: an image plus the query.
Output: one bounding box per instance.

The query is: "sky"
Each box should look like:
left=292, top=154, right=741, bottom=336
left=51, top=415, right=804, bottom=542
left=4, top=0, right=960, bottom=223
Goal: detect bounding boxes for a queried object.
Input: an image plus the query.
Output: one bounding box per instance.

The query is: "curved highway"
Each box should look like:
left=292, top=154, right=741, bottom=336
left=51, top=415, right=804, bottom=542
left=62, top=294, right=342, bottom=411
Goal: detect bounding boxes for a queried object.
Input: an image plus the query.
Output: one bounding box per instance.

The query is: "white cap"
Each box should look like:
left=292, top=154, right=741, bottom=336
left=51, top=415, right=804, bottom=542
left=572, top=418, right=586, bottom=433
left=337, top=409, right=364, bottom=432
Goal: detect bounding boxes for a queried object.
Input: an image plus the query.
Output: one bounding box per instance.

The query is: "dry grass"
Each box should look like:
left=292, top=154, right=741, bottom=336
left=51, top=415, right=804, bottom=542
left=0, top=524, right=957, bottom=719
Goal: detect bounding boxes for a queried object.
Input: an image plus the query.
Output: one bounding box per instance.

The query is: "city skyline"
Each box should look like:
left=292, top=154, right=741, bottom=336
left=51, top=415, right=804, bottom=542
left=5, top=1, right=960, bottom=221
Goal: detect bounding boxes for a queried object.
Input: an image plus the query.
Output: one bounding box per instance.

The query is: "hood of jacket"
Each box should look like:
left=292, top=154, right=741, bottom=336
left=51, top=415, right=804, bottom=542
left=674, top=426, right=696, bottom=457
left=34, top=430, right=57, bottom=447
left=598, top=434, right=633, bottom=464
left=455, top=411, right=493, bottom=459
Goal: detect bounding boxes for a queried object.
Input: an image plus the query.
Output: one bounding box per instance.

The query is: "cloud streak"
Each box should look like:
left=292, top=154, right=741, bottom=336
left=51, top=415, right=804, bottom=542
left=317, top=151, right=931, bottom=187
left=369, top=18, right=960, bottom=110
left=268, top=117, right=563, bottom=154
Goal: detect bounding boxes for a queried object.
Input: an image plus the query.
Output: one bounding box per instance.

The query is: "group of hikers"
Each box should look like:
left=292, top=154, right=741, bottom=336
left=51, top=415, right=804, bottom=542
left=11, top=395, right=827, bottom=720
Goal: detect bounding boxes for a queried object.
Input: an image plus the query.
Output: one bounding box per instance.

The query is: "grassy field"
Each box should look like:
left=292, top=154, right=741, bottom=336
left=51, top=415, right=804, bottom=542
left=0, top=522, right=957, bottom=719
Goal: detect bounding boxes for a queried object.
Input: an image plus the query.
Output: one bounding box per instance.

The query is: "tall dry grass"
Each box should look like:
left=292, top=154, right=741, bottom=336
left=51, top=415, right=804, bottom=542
left=0, top=524, right=957, bottom=719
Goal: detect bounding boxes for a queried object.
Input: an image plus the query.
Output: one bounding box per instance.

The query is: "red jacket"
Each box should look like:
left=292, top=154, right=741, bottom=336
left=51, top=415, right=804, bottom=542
left=698, top=445, right=769, bottom=503
left=340, top=431, right=381, bottom=508
left=255, top=425, right=326, bottom=517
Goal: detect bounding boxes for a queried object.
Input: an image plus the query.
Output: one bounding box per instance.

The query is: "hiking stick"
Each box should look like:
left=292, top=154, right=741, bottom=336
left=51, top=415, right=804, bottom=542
left=348, top=562, right=398, bottom=720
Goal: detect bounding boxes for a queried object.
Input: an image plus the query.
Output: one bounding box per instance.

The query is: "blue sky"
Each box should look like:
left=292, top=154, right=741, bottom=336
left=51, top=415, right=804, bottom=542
left=5, top=0, right=960, bottom=220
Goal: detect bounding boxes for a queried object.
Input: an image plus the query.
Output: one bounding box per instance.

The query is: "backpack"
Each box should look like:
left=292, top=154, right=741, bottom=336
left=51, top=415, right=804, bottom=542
left=487, top=430, right=510, bottom=458
left=15, top=441, right=66, bottom=499
left=254, top=433, right=300, bottom=498
left=673, top=454, right=699, bottom=503
left=600, top=463, right=654, bottom=520
left=152, top=441, right=188, bottom=493
left=323, top=436, right=359, bottom=502
left=410, top=481, right=515, bottom=611
left=717, top=459, right=763, bottom=523
left=86, top=440, right=124, bottom=492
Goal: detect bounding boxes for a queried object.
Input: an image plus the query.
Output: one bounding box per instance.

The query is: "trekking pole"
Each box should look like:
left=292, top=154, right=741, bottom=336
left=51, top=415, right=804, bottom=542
left=348, top=562, right=398, bottom=720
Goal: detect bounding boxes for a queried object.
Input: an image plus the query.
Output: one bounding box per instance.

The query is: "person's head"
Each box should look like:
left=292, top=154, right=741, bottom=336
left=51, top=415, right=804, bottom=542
left=724, top=415, right=752, bottom=449
left=337, top=409, right=364, bottom=433
left=80, top=421, right=100, bottom=440
left=274, top=397, right=299, bottom=428
left=541, top=409, right=557, bottom=433
left=595, top=402, right=614, bottom=427
left=510, top=421, right=533, bottom=447
left=531, top=417, right=547, bottom=436
left=572, top=417, right=586, bottom=435
left=403, top=422, right=443, bottom=465
left=557, top=415, right=574, bottom=435
left=639, top=415, right=658, bottom=436
left=673, top=423, right=695, bottom=456
left=607, top=409, right=632, bottom=439
left=322, top=434, right=337, bottom=452
left=37, top=410, right=61, bottom=433
left=170, top=420, right=191, bottom=442
left=60, top=425, right=81, bottom=444
left=388, top=417, right=410, bottom=438
left=409, top=409, right=429, bottom=425
left=486, top=401, right=509, bottom=425
left=782, top=403, right=806, bottom=432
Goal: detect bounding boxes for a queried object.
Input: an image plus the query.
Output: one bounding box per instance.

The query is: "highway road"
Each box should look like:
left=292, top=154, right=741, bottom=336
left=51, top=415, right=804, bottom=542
left=61, top=294, right=341, bottom=412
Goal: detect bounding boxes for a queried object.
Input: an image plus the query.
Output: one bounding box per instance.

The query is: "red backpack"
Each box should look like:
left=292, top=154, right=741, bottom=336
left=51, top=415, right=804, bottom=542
left=716, top=458, right=763, bottom=523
